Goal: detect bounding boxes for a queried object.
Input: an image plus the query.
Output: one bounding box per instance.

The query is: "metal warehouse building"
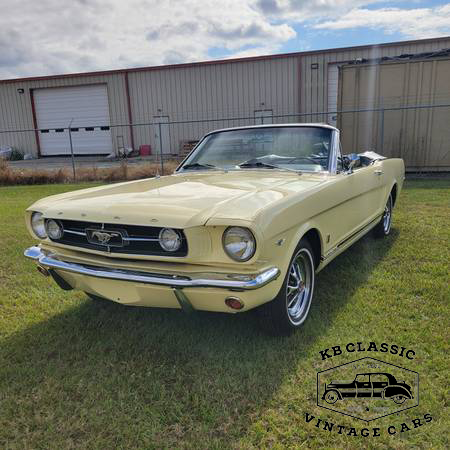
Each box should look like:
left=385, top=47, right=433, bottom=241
left=1, top=36, right=450, bottom=170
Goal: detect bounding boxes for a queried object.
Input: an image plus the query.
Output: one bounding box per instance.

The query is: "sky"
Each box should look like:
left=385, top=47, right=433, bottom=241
left=0, top=0, right=449, bottom=79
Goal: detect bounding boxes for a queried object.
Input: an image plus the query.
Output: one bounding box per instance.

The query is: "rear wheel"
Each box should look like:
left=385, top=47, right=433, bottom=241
left=391, top=395, right=407, bottom=404
left=374, top=193, right=392, bottom=238
left=259, top=239, right=315, bottom=336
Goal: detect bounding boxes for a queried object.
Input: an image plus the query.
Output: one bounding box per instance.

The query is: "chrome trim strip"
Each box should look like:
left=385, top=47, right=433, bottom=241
left=24, top=246, right=280, bottom=290
left=328, top=129, right=340, bottom=174
left=64, top=229, right=86, bottom=236
left=63, top=229, right=161, bottom=242
left=123, top=237, right=160, bottom=242
left=321, top=214, right=383, bottom=261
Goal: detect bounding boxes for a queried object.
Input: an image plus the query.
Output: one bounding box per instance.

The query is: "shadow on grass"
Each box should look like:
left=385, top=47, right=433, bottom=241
left=0, top=231, right=397, bottom=447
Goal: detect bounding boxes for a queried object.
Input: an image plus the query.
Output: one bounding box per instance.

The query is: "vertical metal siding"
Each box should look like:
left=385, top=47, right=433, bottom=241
left=339, top=57, right=450, bottom=170
left=301, top=38, right=450, bottom=122
left=127, top=56, right=298, bottom=153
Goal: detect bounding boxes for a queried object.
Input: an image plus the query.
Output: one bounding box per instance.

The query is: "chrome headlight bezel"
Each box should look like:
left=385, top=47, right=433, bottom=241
left=158, top=228, right=182, bottom=252
left=222, top=226, right=256, bottom=262
left=31, top=212, right=47, bottom=239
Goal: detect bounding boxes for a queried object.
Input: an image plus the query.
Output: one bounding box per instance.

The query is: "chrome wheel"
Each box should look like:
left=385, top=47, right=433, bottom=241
left=286, top=248, right=314, bottom=326
left=383, top=195, right=392, bottom=234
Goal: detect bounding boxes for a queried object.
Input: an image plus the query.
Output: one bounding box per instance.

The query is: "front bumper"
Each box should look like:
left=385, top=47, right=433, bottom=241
left=24, top=246, right=280, bottom=291
left=24, top=246, right=282, bottom=312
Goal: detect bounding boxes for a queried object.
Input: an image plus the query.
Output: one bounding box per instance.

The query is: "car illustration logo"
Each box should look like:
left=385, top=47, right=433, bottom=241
left=86, top=229, right=124, bottom=247
left=322, top=372, right=413, bottom=405
left=317, top=357, right=419, bottom=422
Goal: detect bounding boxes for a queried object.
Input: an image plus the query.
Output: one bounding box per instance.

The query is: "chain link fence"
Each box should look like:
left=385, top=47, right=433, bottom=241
left=1, top=103, right=449, bottom=180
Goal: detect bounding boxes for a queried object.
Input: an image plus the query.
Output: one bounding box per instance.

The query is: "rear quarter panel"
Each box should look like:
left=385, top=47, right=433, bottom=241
left=380, top=158, right=405, bottom=205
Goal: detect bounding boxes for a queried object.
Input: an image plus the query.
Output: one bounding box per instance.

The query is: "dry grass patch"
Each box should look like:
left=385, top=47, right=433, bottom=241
left=0, top=159, right=179, bottom=185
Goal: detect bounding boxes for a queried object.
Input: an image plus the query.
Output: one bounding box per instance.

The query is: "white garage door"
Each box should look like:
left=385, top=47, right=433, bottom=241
left=34, top=85, right=113, bottom=155
left=327, top=64, right=339, bottom=126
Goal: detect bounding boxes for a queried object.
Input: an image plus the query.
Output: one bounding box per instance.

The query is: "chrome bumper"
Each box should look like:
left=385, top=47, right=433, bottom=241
left=24, top=246, right=280, bottom=291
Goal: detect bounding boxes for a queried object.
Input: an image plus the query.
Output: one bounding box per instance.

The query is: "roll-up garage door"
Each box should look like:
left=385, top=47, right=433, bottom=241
left=34, top=85, right=113, bottom=155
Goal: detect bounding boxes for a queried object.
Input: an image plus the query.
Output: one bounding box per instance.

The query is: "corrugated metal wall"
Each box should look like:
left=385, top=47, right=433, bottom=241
left=1, top=37, right=450, bottom=160
left=299, top=38, right=450, bottom=123
left=127, top=57, right=298, bottom=154
left=338, top=57, right=450, bottom=170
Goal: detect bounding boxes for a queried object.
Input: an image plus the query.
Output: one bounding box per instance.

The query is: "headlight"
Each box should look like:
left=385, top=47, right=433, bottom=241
left=159, top=228, right=182, bottom=252
left=46, top=219, right=63, bottom=240
left=31, top=212, right=47, bottom=239
left=222, top=227, right=256, bottom=262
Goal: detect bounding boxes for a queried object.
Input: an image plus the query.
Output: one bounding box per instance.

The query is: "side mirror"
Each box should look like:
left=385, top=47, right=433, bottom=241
left=346, top=153, right=360, bottom=173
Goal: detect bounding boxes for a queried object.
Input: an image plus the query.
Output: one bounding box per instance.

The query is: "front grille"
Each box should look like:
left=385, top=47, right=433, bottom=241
left=47, top=219, right=188, bottom=257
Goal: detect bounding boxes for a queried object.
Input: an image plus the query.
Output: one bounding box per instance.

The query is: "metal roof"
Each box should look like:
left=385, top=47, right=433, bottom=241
left=1, top=36, right=449, bottom=84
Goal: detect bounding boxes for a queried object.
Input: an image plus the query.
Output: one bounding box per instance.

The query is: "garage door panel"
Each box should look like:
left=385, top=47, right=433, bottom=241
left=34, top=85, right=112, bottom=155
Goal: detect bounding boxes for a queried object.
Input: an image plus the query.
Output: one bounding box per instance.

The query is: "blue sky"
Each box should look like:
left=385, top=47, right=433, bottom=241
left=0, top=0, right=449, bottom=79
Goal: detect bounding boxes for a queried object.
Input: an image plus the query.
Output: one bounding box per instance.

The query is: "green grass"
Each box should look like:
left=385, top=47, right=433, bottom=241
left=0, top=180, right=449, bottom=449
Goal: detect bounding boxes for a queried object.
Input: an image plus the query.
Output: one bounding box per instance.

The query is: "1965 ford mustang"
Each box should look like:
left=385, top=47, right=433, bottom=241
left=24, top=124, right=404, bottom=335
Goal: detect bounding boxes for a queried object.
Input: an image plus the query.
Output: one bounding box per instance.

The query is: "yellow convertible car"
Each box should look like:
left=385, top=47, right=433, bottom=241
left=24, top=124, right=404, bottom=335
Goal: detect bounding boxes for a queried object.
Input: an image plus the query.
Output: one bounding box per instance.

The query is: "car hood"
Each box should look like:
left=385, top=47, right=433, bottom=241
left=32, top=171, right=328, bottom=228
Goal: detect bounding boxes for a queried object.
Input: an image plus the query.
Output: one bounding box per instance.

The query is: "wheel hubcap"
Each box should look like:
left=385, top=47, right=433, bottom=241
left=286, top=249, right=314, bottom=325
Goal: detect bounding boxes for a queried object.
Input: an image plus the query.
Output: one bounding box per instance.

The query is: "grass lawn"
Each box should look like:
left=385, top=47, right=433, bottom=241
left=0, top=180, right=449, bottom=449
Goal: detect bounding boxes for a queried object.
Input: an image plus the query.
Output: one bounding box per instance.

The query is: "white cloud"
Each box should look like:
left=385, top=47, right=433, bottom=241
left=254, top=0, right=386, bottom=20
left=0, top=1, right=448, bottom=79
left=0, top=0, right=296, bottom=79
left=313, top=4, right=450, bottom=39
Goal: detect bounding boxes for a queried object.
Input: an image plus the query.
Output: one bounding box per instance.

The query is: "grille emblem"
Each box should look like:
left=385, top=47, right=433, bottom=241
left=86, top=229, right=124, bottom=247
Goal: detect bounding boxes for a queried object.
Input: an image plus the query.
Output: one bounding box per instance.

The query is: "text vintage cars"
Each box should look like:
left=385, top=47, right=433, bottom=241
left=322, top=372, right=414, bottom=404
left=24, top=124, right=404, bottom=335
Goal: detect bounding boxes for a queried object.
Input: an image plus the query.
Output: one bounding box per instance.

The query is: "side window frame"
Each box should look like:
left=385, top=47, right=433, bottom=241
left=337, top=141, right=344, bottom=173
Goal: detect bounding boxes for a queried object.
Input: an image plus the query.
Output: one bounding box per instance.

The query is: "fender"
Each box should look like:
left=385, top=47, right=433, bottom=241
left=285, top=222, right=324, bottom=272
left=383, top=385, right=413, bottom=399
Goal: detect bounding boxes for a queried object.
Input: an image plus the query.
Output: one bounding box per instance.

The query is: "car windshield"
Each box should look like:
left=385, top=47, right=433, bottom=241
left=180, top=126, right=332, bottom=172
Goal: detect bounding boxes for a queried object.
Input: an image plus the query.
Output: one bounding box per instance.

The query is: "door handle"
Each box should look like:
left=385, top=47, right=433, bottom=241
left=374, top=170, right=384, bottom=176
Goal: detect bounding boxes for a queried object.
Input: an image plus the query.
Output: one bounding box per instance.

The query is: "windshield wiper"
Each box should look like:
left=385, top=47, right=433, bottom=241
left=238, top=159, right=300, bottom=173
left=181, top=162, right=219, bottom=171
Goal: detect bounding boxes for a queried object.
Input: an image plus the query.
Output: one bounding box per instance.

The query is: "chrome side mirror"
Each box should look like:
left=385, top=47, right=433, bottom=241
left=346, top=153, right=360, bottom=173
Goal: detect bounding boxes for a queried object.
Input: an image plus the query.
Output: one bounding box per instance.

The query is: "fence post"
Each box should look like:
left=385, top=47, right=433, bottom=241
left=158, top=122, right=164, bottom=175
left=379, top=108, right=385, bottom=153
left=68, top=120, right=76, bottom=181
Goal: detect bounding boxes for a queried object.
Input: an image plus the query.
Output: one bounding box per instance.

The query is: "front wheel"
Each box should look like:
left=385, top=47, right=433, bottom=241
left=374, top=193, right=393, bottom=238
left=259, top=239, right=315, bottom=336
left=324, top=390, right=340, bottom=404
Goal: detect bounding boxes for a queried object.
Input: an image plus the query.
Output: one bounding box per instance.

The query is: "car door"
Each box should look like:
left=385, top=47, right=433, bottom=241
left=324, top=159, right=386, bottom=251
left=370, top=373, right=389, bottom=398
left=355, top=374, right=372, bottom=398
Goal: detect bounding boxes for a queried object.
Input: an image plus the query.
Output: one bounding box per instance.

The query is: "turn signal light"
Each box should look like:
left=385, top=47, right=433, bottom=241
left=225, top=297, right=244, bottom=310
